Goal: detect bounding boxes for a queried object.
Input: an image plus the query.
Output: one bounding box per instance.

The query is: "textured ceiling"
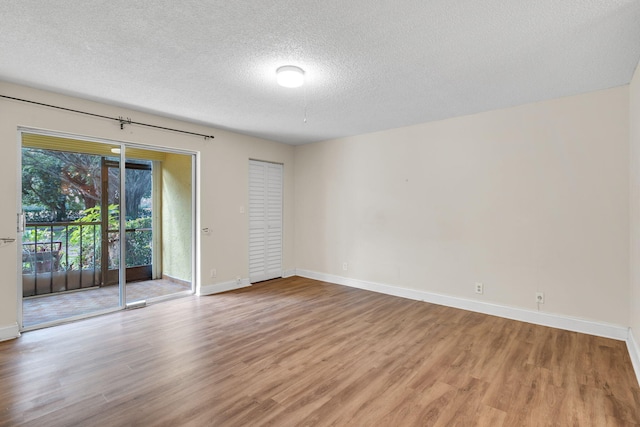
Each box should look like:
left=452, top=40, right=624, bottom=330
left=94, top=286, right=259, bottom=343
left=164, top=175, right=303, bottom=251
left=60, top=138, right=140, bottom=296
left=1, top=1, right=639, bottom=145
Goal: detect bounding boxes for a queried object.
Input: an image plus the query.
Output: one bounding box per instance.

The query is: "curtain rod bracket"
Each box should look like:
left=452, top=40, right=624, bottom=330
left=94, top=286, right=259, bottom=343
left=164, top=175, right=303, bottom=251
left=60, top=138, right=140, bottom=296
left=118, top=116, right=132, bottom=130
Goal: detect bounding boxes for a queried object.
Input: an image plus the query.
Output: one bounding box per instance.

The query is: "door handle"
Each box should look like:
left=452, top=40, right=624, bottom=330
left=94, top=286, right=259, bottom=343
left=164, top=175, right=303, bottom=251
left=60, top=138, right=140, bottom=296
left=17, top=212, right=25, bottom=233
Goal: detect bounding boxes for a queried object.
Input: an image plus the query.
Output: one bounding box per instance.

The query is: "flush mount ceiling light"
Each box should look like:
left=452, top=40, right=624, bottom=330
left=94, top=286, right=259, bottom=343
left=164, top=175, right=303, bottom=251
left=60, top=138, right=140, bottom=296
left=276, top=65, right=305, bottom=88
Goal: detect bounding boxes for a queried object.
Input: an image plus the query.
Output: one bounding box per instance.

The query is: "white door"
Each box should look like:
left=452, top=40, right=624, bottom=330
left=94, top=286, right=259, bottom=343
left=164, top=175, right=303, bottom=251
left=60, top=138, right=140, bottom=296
left=249, top=160, right=283, bottom=283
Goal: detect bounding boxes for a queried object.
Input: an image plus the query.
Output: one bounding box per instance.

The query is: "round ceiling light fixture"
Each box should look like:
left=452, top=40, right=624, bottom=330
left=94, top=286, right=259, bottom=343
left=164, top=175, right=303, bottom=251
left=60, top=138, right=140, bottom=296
left=276, top=65, right=305, bottom=88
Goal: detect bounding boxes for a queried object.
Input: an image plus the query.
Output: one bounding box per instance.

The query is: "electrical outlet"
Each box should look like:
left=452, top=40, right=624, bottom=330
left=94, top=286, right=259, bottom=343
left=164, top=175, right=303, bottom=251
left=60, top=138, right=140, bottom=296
left=475, top=283, right=483, bottom=294
left=210, top=269, right=217, bottom=279
left=536, top=292, right=544, bottom=304
left=342, top=262, right=348, bottom=271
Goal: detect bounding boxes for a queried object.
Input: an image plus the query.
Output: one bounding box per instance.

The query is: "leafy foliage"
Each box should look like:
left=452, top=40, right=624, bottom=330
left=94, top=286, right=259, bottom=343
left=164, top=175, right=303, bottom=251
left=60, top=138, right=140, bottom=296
left=22, top=145, right=155, bottom=273
left=69, top=205, right=152, bottom=269
left=125, top=217, right=152, bottom=267
left=22, top=148, right=103, bottom=221
left=22, top=148, right=152, bottom=222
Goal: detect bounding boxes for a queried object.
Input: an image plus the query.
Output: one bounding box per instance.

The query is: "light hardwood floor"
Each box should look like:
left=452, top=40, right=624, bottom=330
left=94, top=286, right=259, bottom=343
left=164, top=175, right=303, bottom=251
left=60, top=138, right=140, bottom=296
left=0, top=276, right=638, bottom=426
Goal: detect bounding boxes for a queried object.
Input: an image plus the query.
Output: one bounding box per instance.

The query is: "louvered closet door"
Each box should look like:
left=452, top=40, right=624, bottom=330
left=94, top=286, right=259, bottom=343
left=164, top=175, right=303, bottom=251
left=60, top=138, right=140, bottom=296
left=249, top=160, right=283, bottom=283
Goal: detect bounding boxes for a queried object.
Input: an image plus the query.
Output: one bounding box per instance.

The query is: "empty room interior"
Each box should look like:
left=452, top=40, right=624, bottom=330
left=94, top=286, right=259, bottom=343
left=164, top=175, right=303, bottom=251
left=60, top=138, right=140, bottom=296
left=1, top=1, right=640, bottom=425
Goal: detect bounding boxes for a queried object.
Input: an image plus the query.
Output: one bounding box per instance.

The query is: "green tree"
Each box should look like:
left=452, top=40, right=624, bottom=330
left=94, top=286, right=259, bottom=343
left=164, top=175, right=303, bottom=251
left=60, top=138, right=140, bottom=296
left=23, top=149, right=152, bottom=222
left=125, top=166, right=152, bottom=220
left=22, top=150, right=68, bottom=221
left=22, top=148, right=102, bottom=221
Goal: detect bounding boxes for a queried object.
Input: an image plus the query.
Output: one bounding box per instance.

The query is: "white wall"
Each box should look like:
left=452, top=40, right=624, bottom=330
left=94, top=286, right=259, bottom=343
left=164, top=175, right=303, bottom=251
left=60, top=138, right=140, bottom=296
left=0, top=79, right=633, bottom=341
left=630, top=61, right=640, bottom=342
left=0, top=81, right=295, bottom=338
left=295, top=87, right=630, bottom=326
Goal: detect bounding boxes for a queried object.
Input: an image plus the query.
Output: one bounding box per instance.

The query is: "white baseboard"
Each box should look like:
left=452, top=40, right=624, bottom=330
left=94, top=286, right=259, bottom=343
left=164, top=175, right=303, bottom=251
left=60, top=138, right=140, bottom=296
left=0, top=323, right=20, bottom=342
left=199, top=278, right=250, bottom=296
left=627, top=329, right=640, bottom=385
left=282, top=269, right=296, bottom=278
left=295, top=269, right=629, bottom=342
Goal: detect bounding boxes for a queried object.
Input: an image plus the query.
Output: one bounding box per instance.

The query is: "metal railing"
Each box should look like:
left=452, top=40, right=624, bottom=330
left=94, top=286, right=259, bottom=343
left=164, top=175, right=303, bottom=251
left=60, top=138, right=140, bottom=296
left=22, top=222, right=101, bottom=297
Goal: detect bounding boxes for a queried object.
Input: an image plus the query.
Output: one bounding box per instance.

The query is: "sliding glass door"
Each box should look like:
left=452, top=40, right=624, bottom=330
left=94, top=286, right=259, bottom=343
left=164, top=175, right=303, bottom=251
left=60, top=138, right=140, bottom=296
left=19, top=131, right=195, bottom=329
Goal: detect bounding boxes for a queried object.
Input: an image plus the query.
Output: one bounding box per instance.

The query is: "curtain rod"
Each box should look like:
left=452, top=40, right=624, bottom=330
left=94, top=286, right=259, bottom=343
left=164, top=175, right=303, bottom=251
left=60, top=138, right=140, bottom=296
left=0, top=94, right=215, bottom=140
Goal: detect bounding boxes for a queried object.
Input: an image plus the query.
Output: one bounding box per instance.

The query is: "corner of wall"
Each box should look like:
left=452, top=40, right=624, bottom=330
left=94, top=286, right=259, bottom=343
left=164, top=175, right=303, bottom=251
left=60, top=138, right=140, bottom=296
left=0, top=323, right=20, bottom=342
left=630, top=57, right=640, bottom=373
left=627, top=328, right=640, bottom=386
left=198, top=278, right=251, bottom=296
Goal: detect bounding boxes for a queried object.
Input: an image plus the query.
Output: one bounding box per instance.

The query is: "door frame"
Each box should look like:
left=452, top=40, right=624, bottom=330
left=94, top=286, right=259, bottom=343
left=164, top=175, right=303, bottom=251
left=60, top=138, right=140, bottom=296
left=17, top=127, right=199, bottom=331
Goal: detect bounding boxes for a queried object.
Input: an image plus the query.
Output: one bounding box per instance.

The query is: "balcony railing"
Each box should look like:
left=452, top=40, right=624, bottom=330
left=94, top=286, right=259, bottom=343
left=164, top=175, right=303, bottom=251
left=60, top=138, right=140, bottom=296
left=22, top=222, right=101, bottom=297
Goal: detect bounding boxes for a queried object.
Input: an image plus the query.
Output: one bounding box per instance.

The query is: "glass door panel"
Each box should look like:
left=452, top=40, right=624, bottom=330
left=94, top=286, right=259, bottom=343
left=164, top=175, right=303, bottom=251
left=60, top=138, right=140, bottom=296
left=125, top=151, right=194, bottom=303
left=103, top=159, right=153, bottom=304
left=101, top=158, right=122, bottom=286
left=124, top=162, right=153, bottom=287
left=21, top=135, right=123, bottom=328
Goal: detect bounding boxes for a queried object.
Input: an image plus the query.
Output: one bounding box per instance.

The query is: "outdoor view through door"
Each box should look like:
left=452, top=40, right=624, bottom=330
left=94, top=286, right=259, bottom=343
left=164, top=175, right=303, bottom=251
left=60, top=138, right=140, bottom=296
left=102, top=158, right=153, bottom=285
left=20, top=133, right=195, bottom=328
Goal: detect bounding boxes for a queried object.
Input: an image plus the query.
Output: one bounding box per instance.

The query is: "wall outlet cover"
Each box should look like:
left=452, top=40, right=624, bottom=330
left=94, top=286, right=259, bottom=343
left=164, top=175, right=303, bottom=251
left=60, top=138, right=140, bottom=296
left=475, top=283, right=483, bottom=294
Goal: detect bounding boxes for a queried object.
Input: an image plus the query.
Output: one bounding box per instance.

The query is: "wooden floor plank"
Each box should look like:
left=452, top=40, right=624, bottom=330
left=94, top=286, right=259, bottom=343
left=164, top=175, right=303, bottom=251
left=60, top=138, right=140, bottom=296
left=0, top=276, right=638, bottom=426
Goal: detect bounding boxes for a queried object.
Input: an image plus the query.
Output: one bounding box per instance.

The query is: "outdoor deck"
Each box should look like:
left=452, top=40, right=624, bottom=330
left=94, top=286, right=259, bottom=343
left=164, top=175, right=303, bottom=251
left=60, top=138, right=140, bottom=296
left=22, top=279, right=192, bottom=328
